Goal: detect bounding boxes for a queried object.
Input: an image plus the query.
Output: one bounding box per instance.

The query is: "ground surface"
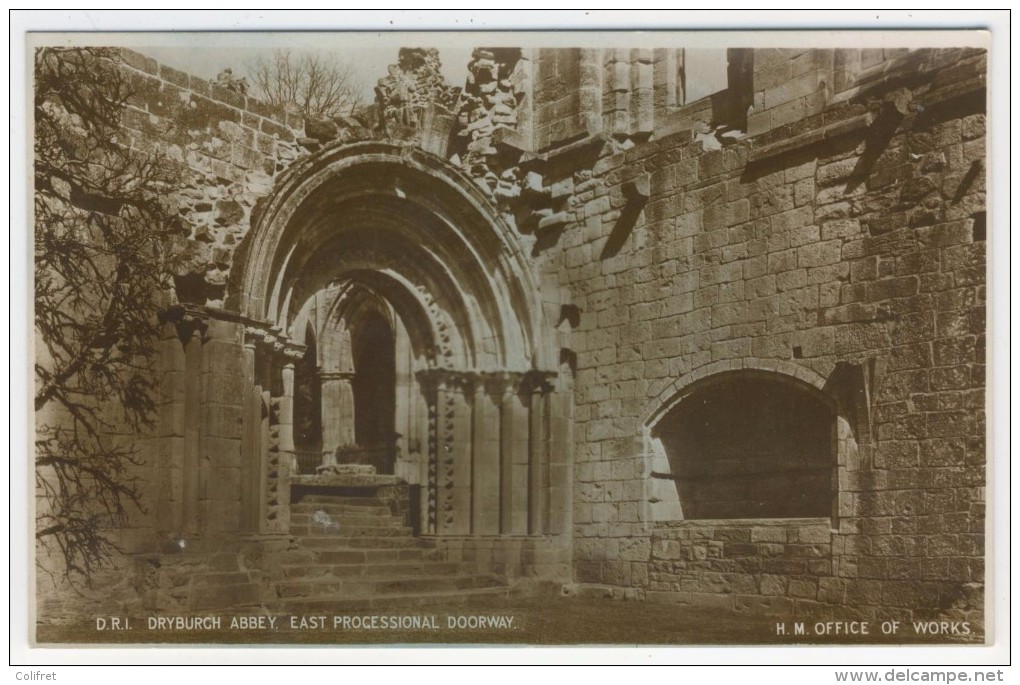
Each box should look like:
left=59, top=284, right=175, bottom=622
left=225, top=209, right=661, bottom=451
left=36, top=594, right=981, bottom=647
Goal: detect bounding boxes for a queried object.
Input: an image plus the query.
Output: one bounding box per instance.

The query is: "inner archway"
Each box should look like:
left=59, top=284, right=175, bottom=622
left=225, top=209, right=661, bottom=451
left=230, top=142, right=565, bottom=540
left=350, top=307, right=397, bottom=473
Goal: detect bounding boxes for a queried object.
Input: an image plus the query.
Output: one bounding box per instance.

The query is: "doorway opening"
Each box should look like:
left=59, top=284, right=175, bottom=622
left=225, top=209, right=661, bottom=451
left=350, top=307, right=397, bottom=474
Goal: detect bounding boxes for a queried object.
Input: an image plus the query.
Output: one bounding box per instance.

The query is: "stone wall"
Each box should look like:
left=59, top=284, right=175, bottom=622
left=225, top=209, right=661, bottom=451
left=116, top=48, right=308, bottom=542
left=115, top=49, right=305, bottom=307
left=646, top=519, right=833, bottom=615
left=36, top=50, right=308, bottom=621
left=540, top=46, right=986, bottom=624
left=35, top=45, right=987, bottom=628
left=533, top=48, right=587, bottom=150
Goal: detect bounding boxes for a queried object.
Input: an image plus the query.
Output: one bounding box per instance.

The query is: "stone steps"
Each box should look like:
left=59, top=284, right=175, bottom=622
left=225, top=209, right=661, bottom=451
left=285, top=542, right=440, bottom=562
left=281, top=559, right=464, bottom=580
left=189, top=580, right=261, bottom=611
left=271, top=586, right=510, bottom=614
left=190, top=571, right=256, bottom=587
left=290, top=503, right=396, bottom=518
left=274, top=573, right=504, bottom=599
left=289, top=521, right=412, bottom=538
left=311, top=546, right=445, bottom=564
left=275, top=483, right=509, bottom=611
left=292, top=496, right=393, bottom=509
left=296, top=534, right=429, bottom=549
left=289, top=512, right=406, bottom=528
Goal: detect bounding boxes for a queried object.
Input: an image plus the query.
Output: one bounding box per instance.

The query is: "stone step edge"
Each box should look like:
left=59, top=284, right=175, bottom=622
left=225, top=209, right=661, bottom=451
left=274, top=572, right=503, bottom=586
left=270, top=585, right=511, bottom=608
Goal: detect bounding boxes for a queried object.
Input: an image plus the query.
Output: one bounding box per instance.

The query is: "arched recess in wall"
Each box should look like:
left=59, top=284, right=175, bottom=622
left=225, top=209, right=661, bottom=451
left=642, top=362, right=855, bottom=525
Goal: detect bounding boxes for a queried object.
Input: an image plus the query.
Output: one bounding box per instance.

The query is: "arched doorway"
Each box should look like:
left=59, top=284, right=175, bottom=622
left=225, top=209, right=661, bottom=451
left=228, top=142, right=566, bottom=540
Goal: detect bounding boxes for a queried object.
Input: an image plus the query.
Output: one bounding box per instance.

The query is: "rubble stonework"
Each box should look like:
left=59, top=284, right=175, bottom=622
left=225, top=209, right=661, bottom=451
left=453, top=48, right=530, bottom=200
left=374, top=47, right=460, bottom=145
left=35, top=45, right=987, bottom=636
left=114, top=49, right=306, bottom=307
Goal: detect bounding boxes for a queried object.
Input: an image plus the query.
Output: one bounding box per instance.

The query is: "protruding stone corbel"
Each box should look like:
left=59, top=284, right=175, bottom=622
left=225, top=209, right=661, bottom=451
left=521, top=171, right=549, bottom=201
left=825, top=357, right=885, bottom=445
left=623, top=173, right=650, bottom=203
left=159, top=305, right=209, bottom=344
left=243, top=323, right=306, bottom=362
left=537, top=211, right=572, bottom=233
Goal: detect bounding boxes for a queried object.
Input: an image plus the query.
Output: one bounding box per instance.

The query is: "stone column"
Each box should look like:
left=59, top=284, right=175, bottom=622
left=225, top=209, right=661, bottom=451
left=527, top=373, right=551, bottom=536
left=319, top=371, right=354, bottom=466
left=547, top=383, right=574, bottom=536
left=631, top=48, right=654, bottom=135
left=257, top=347, right=274, bottom=533
left=500, top=375, right=529, bottom=535
left=182, top=326, right=203, bottom=535
left=279, top=361, right=296, bottom=478
left=338, top=374, right=356, bottom=448
left=438, top=372, right=473, bottom=536
left=579, top=48, right=603, bottom=135
left=419, top=369, right=475, bottom=536
left=240, top=339, right=258, bottom=532
left=198, top=318, right=245, bottom=536
left=393, top=320, right=414, bottom=472
left=156, top=321, right=186, bottom=535
left=471, top=376, right=502, bottom=535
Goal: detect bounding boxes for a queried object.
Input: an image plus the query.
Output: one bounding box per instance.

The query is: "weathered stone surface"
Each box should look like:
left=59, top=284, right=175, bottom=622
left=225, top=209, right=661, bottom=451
left=36, top=46, right=987, bottom=634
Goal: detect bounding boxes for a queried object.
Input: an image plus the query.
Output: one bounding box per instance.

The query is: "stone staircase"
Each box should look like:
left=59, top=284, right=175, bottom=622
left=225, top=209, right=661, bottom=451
left=267, top=487, right=510, bottom=612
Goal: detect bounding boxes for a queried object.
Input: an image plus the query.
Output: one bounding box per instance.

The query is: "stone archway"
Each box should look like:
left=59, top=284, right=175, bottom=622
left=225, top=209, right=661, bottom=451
left=225, top=142, right=567, bottom=542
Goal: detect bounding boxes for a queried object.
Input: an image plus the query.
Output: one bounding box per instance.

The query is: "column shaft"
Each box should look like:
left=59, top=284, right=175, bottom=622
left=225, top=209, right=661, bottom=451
left=240, top=343, right=258, bottom=531
left=500, top=388, right=529, bottom=534
left=528, top=387, right=549, bottom=535
left=182, top=330, right=202, bottom=535
left=471, top=383, right=501, bottom=535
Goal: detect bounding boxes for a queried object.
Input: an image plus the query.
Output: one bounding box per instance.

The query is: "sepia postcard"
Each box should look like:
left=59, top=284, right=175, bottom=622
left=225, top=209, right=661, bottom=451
left=25, top=26, right=996, bottom=653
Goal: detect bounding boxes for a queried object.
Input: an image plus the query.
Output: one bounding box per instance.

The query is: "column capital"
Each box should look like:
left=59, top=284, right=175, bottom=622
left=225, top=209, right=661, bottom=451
left=243, top=324, right=306, bottom=361
left=416, top=367, right=477, bottom=395
left=478, top=370, right=524, bottom=397
left=520, top=369, right=557, bottom=394
left=416, top=368, right=558, bottom=395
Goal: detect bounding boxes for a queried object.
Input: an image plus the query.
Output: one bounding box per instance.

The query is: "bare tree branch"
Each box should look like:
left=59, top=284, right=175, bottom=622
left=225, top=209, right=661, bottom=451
left=246, top=48, right=362, bottom=119
left=34, top=47, right=183, bottom=585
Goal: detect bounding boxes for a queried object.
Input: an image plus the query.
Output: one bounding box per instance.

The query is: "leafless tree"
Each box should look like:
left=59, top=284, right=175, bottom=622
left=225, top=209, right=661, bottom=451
left=247, top=49, right=362, bottom=119
left=34, top=47, right=182, bottom=585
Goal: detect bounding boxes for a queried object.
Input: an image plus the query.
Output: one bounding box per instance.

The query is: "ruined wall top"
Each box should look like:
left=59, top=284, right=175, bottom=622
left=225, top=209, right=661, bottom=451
left=112, top=46, right=984, bottom=314
left=374, top=47, right=460, bottom=141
